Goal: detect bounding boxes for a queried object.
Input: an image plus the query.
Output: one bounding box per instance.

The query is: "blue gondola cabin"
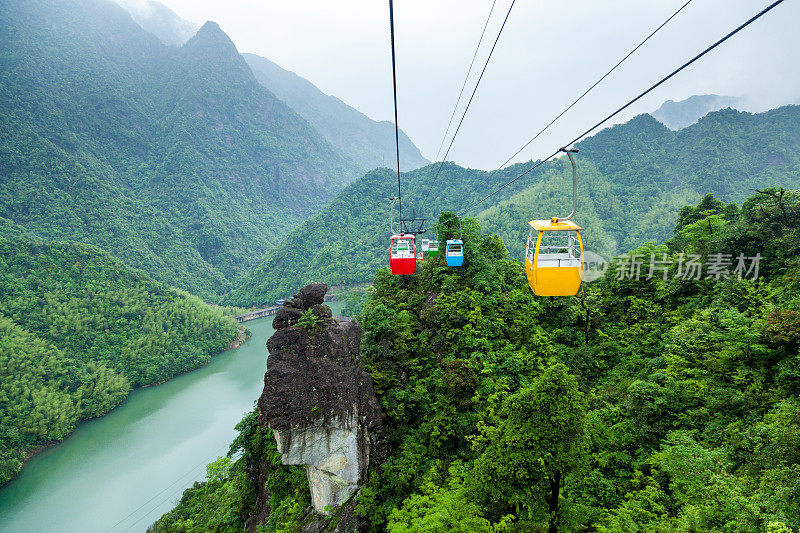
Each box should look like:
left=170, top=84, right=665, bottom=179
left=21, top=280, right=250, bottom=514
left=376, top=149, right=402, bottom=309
left=445, top=239, right=464, bottom=267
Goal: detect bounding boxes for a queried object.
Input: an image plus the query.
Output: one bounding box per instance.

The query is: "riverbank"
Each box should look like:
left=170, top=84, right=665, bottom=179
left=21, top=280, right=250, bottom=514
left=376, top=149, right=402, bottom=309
left=22, top=443, right=55, bottom=463
left=138, top=325, right=249, bottom=389
left=0, top=313, right=289, bottom=532
left=3, top=321, right=247, bottom=487
left=226, top=326, right=251, bottom=350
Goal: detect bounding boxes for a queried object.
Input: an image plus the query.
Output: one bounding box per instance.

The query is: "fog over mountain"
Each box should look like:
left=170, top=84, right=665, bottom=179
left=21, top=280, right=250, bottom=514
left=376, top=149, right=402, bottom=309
left=114, top=0, right=196, bottom=46
left=243, top=53, right=429, bottom=172
left=148, top=0, right=800, bottom=169
left=115, top=0, right=429, bottom=172
left=651, top=94, right=746, bottom=130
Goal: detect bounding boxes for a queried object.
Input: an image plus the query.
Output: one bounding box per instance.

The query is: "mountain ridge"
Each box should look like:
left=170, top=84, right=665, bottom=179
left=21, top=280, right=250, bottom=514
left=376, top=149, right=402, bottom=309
left=650, top=94, right=746, bottom=130
left=112, top=0, right=430, bottom=174
left=243, top=53, right=430, bottom=173
left=0, top=0, right=362, bottom=299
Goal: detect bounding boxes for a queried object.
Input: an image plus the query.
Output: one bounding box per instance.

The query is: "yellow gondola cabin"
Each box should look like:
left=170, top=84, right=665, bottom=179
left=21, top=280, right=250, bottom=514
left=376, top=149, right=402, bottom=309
left=525, top=217, right=584, bottom=296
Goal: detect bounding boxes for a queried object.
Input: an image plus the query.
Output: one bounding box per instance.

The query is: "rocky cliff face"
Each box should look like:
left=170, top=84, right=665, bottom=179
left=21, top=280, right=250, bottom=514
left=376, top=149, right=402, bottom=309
left=258, top=283, right=383, bottom=523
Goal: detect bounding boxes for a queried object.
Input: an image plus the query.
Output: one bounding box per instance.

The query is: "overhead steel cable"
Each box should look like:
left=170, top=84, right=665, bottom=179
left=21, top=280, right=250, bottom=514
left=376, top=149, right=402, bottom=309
left=497, top=0, right=694, bottom=169
left=424, top=0, right=692, bottom=235
left=105, top=442, right=230, bottom=532
left=429, top=0, right=694, bottom=232
left=423, top=0, right=788, bottom=233
left=565, top=0, right=786, bottom=152
left=421, top=0, right=517, bottom=213
left=389, top=0, right=403, bottom=221
left=432, top=0, right=499, bottom=164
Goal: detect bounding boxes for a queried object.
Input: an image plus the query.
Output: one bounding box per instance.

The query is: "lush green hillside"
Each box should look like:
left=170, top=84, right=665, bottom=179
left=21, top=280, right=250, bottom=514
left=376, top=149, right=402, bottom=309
left=0, top=219, right=239, bottom=485
left=225, top=106, right=800, bottom=307
left=0, top=0, right=361, bottom=299
left=154, top=189, right=800, bottom=531
left=243, top=53, right=429, bottom=173
left=480, top=105, right=800, bottom=261
left=220, top=161, right=545, bottom=306
left=115, top=1, right=430, bottom=173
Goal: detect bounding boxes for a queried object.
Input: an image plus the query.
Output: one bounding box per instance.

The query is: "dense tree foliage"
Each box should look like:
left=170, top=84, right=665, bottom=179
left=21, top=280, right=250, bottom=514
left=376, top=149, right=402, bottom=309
left=0, top=219, right=238, bottom=485
left=160, top=188, right=800, bottom=531
left=227, top=106, right=800, bottom=307
left=0, top=0, right=361, bottom=299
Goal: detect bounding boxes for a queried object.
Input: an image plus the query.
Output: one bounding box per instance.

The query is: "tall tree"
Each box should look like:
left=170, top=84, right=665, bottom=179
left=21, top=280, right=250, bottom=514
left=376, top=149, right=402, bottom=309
left=472, top=363, right=588, bottom=532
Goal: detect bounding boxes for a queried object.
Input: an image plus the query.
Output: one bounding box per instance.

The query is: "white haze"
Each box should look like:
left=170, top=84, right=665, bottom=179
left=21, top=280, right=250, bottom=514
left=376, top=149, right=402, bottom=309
left=116, top=0, right=198, bottom=46
left=136, top=0, right=800, bottom=169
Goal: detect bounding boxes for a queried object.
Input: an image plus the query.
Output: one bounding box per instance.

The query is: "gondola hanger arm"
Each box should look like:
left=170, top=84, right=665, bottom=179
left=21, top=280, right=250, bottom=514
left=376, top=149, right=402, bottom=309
left=557, top=147, right=579, bottom=223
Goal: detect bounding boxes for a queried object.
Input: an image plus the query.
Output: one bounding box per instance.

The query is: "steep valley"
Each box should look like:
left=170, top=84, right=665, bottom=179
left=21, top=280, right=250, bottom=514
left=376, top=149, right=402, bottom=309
left=1, top=0, right=800, bottom=531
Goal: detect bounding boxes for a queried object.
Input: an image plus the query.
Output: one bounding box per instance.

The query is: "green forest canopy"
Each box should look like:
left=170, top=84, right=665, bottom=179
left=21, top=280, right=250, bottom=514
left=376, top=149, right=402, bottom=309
left=0, top=218, right=239, bottom=485
left=154, top=188, right=800, bottom=531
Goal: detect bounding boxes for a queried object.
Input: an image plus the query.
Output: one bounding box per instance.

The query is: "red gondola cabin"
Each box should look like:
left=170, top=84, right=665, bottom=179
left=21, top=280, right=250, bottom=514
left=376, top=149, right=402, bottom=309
left=389, top=234, right=417, bottom=275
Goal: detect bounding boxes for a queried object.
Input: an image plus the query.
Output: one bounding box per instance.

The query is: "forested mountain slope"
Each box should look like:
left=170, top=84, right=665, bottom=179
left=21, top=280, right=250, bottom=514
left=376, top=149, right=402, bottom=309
left=243, top=53, right=429, bottom=172
left=0, top=218, right=239, bottom=485
left=479, top=105, right=800, bottom=260
left=225, top=105, right=800, bottom=307
left=112, top=1, right=430, bottom=174
left=155, top=189, right=800, bottom=531
left=220, top=160, right=548, bottom=306
left=0, top=0, right=361, bottom=299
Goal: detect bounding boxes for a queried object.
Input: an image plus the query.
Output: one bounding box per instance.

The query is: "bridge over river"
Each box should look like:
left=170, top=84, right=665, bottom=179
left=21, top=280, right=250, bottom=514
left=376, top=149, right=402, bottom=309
left=233, top=294, right=335, bottom=323
left=233, top=307, right=279, bottom=323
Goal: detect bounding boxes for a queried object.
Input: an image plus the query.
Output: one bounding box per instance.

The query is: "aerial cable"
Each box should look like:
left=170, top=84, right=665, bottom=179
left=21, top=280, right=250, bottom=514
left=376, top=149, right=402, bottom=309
left=105, top=441, right=230, bottom=532
left=421, top=0, right=517, bottom=212
left=430, top=0, right=693, bottom=228
left=565, top=0, right=787, bottom=150
left=432, top=0, right=499, bottom=164
left=423, top=0, right=787, bottom=232
left=389, top=0, right=403, bottom=222
left=497, top=0, right=694, bottom=169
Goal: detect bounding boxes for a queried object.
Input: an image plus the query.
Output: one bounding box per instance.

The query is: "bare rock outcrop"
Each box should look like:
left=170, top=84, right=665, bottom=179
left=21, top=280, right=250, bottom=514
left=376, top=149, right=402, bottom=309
left=258, top=283, right=383, bottom=519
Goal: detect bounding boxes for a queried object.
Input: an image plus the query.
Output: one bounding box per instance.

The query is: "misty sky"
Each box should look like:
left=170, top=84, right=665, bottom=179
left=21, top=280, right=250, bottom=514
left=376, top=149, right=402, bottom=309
left=151, top=0, right=798, bottom=170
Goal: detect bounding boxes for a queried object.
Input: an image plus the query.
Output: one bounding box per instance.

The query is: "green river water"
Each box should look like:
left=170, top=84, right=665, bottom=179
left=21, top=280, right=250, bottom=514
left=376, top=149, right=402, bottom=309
left=0, top=303, right=344, bottom=532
